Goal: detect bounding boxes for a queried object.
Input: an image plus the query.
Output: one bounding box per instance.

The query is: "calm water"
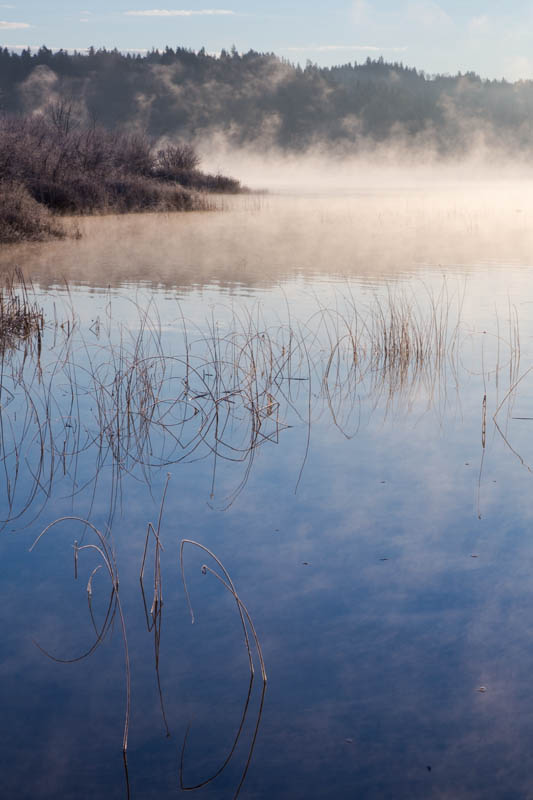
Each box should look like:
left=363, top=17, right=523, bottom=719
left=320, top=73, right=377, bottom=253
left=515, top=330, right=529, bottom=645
left=3, top=190, right=533, bottom=799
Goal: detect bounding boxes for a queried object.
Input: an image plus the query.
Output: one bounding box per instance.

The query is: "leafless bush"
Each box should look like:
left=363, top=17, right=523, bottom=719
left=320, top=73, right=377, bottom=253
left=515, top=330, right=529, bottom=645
left=156, top=143, right=200, bottom=174
left=114, top=133, right=154, bottom=177
left=0, top=111, right=239, bottom=224
left=155, top=143, right=242, bottom=192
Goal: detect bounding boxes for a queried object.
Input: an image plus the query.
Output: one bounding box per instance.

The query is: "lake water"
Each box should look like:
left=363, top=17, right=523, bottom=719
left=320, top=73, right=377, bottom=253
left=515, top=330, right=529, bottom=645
left=2, top=188, right=533, bottom=799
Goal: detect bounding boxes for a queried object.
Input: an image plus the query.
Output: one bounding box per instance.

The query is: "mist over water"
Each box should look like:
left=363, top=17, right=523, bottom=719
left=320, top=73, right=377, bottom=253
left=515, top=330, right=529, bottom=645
left=4, top=173, right=533, bottom=293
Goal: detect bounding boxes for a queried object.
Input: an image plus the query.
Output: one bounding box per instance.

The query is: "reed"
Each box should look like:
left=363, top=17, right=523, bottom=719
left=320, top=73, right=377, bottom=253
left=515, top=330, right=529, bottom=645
left=14, top=279, right=527, bottom=797
left=0, top=268, right=45, bottom=348
left=29, top=516, right=131, bottom=754
left=140, top=474, right=171, bottom=737
left=0, top=276, right=523, bottom=522
left=179, top=538, right=267, bottom=799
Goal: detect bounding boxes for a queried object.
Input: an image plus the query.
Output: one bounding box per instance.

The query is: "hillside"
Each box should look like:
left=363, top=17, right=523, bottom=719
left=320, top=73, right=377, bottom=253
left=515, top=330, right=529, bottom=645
left=1, top=46, right=532, bottom=154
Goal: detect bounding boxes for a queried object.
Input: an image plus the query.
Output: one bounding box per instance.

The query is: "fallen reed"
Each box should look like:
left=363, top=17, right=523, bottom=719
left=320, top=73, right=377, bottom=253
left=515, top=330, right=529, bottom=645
left=179, top=537, right=267, bottom=799
left=30, top=516, right=131, bottom=754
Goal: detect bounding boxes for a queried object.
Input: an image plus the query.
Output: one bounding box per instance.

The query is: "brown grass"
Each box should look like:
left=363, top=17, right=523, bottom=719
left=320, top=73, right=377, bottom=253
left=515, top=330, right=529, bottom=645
left=0, top=267, right=45, bottom=347
left=0, top=181, right=65, bottom=243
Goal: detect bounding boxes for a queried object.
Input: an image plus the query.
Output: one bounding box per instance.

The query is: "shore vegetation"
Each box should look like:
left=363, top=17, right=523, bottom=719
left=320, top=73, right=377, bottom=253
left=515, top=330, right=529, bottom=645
left=0, top=106, right=242, bottom=243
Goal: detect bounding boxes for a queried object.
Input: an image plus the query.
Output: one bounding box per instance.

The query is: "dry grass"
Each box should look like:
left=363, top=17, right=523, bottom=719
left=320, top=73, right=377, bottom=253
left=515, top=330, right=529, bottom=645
left=0, top=268, right=45, bottom=347
left=0, top=281, right=467, bottom=525
left=0, top=277, right=524, bottom=527
left=0, top=182, right=65, bottom=243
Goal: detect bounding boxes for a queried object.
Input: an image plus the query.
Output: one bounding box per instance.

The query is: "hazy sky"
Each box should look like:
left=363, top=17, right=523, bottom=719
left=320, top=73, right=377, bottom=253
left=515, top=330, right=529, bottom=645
left=2, top=1, right=533, bottom=80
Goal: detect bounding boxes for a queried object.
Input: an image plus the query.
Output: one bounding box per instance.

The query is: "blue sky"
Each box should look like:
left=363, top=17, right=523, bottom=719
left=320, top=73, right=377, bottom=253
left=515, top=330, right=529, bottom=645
left=2, top=1, right=533, bottom=80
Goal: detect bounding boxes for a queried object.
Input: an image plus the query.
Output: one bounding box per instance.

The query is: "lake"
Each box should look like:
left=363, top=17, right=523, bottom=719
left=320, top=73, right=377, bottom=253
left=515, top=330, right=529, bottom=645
left=2, top=186, right=533, bottom=799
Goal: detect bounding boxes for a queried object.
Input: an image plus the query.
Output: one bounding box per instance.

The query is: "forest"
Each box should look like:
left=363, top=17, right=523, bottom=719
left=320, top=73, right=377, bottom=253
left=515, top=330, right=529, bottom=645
left=1, top=46, right=532, bottom=154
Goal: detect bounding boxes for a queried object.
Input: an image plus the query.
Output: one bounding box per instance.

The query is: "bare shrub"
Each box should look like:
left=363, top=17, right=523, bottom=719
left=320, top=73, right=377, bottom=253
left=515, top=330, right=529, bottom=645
left=154, top=143, right=243, bottom=191
left=156, top=143, right=200, bottom=175
left=0, top=111, right=239, bottom=237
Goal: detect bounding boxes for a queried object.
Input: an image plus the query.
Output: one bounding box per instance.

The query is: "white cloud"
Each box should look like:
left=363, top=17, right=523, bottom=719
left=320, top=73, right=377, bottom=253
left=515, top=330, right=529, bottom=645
left=469, top=15, right=490, bottom=32
left=124, top=8, right=235, bottom=16
left=504, top=55, right=533, bottom=82
left=407, top=1, right=452, bottom=28
left=352, top=0, right=370, bottom=24
left=0, top=21, right=31, bottom=29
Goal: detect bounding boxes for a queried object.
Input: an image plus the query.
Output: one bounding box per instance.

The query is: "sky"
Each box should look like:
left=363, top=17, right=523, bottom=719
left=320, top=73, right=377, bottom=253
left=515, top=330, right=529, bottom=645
left=2, top=1, right=533, bottom=81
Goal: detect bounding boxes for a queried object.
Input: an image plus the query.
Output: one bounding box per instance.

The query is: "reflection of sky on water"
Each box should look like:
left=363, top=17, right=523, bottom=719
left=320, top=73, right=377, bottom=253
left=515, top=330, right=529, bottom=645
left=4, top=196, right=533, bottom=797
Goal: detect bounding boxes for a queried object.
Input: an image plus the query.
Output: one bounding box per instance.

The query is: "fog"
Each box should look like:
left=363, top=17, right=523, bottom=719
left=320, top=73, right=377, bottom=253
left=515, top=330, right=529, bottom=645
left=4, top=170, right=533, bottom=295
left=198, top=136, right=533, bottom=193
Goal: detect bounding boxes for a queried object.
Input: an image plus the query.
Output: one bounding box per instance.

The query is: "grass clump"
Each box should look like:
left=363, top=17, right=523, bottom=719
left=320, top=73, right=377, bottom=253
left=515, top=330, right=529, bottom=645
left=0, top=181, right=65, bottom=243
left=0, top=268, right=44, bottom=347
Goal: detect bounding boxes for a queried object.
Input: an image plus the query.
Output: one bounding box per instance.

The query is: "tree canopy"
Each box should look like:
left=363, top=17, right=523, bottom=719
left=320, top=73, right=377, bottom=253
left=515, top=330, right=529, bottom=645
left=1, top=46, right=532, bottom=154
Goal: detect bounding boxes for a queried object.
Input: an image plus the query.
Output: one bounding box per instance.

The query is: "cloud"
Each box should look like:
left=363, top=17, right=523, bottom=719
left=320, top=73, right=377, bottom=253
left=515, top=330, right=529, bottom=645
left=469, top=15, right=490, bottom=31
left=286, top=44, right=407, bottom=54
left=124, top=8, right=235, bottom=16
left=0, top=21, right=31, bottom=29
left=407, top=1, right=452, bottom=28
left=352, top=0, right=370, bottom=24
left=503, top=55, right=533, bottom=82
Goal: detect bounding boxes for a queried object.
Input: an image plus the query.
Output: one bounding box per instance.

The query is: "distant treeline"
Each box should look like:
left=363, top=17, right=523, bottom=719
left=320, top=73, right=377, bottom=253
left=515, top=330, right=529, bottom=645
left=1, top=46, right=533, bottom=153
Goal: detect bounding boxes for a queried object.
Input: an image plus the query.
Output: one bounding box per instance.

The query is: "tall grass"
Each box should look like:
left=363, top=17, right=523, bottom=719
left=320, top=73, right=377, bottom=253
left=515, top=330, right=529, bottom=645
left=0, top=267, right=45, bottom=346
left=0, top=181, right=66, bottom=242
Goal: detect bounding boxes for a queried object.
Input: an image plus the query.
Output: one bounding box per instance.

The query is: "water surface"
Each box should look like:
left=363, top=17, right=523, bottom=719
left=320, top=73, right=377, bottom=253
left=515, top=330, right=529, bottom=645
left=2, top=189, right=533, bottom=799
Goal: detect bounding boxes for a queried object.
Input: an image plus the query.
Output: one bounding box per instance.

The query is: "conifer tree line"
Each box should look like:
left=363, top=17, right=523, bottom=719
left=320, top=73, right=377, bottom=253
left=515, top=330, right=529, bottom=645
left=1, top=46, right=532, bottom=154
